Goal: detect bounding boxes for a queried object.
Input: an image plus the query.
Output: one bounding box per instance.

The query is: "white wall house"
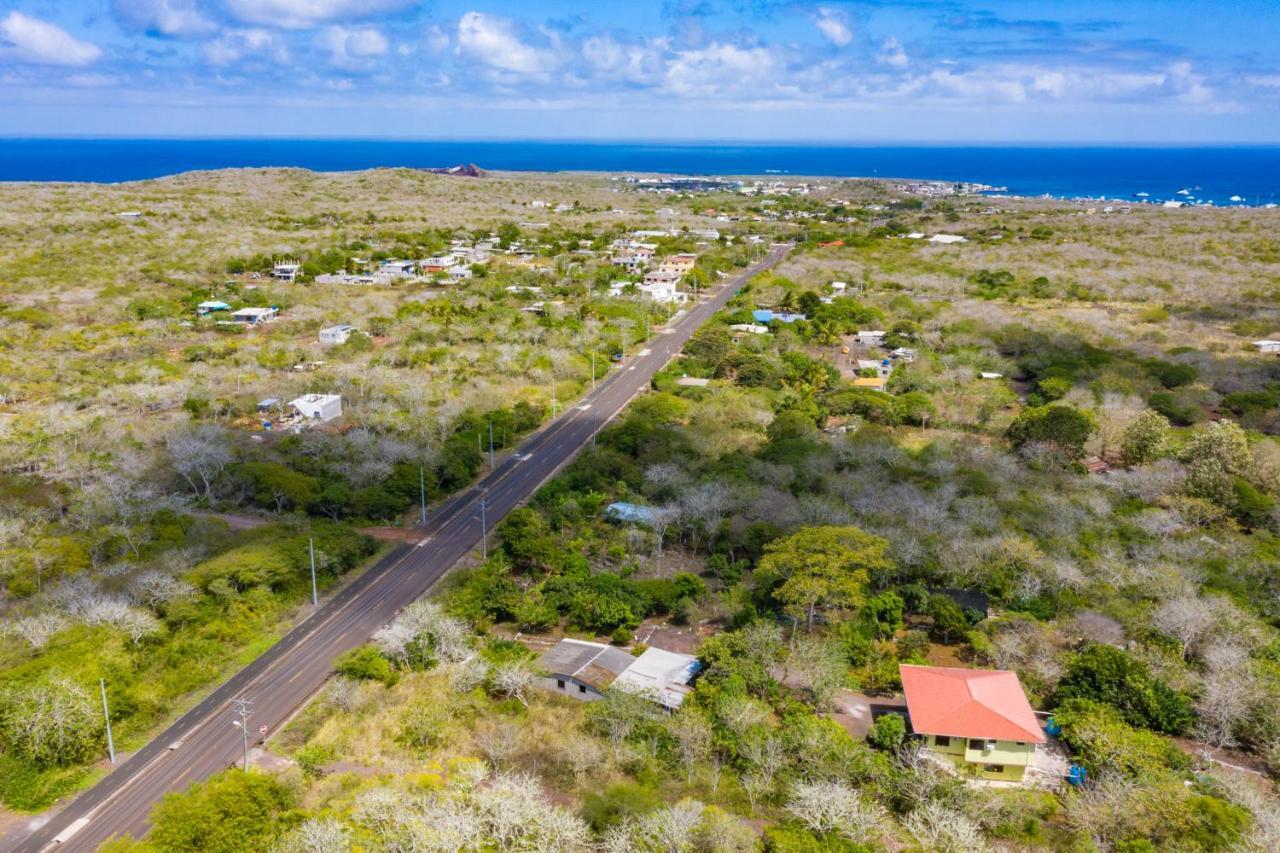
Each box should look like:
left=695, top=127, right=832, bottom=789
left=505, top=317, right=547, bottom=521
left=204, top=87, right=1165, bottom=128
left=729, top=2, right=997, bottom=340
left=289, top=394, right=342, bottom=423
left=318, top=324, right=357, bottom=345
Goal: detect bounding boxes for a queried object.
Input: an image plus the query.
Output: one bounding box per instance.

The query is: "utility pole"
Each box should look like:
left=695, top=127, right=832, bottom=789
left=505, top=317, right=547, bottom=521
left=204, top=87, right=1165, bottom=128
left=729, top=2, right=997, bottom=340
left=419, top=465, right=427, bottom=524
left=478, top=498, right=488, bottom=560
left=308, top=538, right=318, bottom=607
left=100, top=679, right=115, bottom=765
left=232, top=697, right=252, bottom=772
left=550, top=374, right=557, bottom=417
left=591, top=352, right=596, bottom=390
left=488, top=419, right=495, bottom=469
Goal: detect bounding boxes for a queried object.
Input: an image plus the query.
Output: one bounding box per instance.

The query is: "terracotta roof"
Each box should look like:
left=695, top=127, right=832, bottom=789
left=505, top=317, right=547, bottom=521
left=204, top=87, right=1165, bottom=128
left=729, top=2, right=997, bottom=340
left=900, top=665, right=1045, bottom=743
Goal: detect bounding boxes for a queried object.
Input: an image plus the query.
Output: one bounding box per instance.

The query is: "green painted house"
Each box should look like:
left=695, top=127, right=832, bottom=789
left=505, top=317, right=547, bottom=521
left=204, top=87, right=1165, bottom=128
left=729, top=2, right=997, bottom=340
left=900, top=664, right=1045, bottom=782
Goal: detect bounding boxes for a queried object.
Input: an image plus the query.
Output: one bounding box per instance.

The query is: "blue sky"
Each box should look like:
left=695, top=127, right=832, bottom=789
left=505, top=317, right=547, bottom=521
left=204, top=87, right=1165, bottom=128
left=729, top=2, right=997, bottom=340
left=0, top=1, right=1278, bottom=141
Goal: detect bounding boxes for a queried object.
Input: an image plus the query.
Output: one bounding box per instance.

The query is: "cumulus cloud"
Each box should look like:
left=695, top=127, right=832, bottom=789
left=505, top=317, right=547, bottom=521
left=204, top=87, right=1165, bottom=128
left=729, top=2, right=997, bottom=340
left=111, top=0, right=217, bottom=38
left=814, top=7, right=852, bottom=47
left=665, top=42, right=778, bottom=97
left=225, top=0, right=419, bottom=30
left=877, top=36, right=908, bottom=68
left=456, top=11, right=557, bottom=74
left=319, top=25, right=389, bottom=70
left=0, top=12, right=102, bottom=67
left=201, top=28, right=289, bottom=67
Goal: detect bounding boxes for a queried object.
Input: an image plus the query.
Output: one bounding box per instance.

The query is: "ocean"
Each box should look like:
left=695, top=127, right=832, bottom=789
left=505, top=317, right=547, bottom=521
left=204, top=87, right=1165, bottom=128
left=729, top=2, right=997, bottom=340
left=1, top=138, right=1279, bottom=206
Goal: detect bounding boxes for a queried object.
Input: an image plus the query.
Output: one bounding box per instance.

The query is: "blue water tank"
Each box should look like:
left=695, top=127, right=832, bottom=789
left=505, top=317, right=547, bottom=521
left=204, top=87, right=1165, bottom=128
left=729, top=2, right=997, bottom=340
left=1067, top=765, right=1087, bottom=786
left=1045, top=717, right=1062, bottom=737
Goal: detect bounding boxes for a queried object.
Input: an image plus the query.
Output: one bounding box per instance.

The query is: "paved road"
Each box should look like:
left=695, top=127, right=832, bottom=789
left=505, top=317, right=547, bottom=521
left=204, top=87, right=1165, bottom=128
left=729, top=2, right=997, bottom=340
left=10, top=244, right=788, bottom=853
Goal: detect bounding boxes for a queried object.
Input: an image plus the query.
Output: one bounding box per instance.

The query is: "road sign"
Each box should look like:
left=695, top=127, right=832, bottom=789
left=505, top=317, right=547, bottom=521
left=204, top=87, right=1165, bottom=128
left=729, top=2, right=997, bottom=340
left=258, top=725, right=268, bottom=736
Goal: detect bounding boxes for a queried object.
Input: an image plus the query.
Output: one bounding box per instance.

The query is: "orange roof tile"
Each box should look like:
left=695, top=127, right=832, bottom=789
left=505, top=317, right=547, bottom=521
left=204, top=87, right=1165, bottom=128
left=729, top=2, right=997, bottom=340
left=900, top=665, right=1045, bottom=743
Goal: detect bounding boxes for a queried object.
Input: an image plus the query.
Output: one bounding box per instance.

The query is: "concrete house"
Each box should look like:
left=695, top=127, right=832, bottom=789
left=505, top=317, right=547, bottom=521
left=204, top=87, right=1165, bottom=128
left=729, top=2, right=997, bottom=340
left=197, top=300, right=230, bottom=316
left=540, top=639, right=636, bottom=701
left=318, top=324, right=357, bottom=345
left=613, top=647, right=700, bottom=710
left=289, top=394, right=342, bottom=423
left=273, top=261, right=302, bottom=282
left=231, top=306, right=278, bottom=325
left=1253, top=340, right=1280, bottom=354
left=540, top=639, right=699, bottom=709
left=900, top=664, right=1045, bottom=782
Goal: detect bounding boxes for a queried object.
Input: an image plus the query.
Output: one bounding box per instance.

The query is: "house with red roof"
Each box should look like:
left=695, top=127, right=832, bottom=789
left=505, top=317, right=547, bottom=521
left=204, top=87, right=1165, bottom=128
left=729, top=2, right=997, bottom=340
left=900, top=664, right=1046, bottom=782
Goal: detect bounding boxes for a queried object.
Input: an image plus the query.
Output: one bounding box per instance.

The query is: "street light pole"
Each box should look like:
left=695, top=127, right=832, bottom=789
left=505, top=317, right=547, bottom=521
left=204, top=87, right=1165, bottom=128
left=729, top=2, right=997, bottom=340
left=488, top=419, right=495, bottom=469
left=232, top=697, right=252, bottom=772
left=591, top=352, right=596, bottom=390
left=308, top=537, right=318, bottom=607
left=479, top=498, right=488, bottom=560
left=100, top=678, right=115, bottom=765
left=419, top=465, right=427, bottom=524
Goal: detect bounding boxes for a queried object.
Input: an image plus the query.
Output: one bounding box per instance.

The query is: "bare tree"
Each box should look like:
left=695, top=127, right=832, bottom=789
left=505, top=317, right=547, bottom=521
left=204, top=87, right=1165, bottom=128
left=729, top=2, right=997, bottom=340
left=786, top=779, right=888, bottom=843
left=1153, top=594, right=1217, bottom=660
left=666, top=709, right=712, bottom=782
left=904, top=801, right=987, bottom=853
left=166, top=426, right=232, bottom=501
left=271, top=817, right=352, bottom=853
left=475, top=719, right=521, bottom=769
left=491, top=661, right=538, bottom=707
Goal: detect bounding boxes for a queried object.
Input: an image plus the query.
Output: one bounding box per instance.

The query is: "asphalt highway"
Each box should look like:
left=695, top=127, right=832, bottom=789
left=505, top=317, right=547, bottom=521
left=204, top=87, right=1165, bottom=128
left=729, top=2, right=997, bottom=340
left=10, top=244, right=789, bottom=852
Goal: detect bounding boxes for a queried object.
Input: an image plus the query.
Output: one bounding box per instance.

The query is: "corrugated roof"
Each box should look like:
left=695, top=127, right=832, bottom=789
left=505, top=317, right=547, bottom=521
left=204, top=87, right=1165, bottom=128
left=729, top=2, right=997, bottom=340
left=613, top=647, right=700, bottom=709
left=900, top=665, right=1045, bottom=743
left=541, top=639, right=634, bottom=690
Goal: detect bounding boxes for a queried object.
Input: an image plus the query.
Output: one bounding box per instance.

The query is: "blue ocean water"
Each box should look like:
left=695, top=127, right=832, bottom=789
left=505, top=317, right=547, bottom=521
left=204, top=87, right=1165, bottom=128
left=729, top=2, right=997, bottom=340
left=1, top=138, right=1278, bottom=205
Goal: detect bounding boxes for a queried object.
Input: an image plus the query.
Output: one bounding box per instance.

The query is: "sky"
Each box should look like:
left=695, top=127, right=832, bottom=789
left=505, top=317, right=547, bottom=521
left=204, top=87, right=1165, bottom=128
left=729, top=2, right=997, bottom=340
left=0, top=1, right=1278, bottom=142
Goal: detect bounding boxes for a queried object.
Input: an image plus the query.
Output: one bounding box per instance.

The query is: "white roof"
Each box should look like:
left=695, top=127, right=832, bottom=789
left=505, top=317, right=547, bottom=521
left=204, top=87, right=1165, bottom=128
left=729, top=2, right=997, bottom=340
left=1252, top=340, right=1280, bottom=347
left=613, top=647, right=699, bottom=709
left=321, top=324, right=356, bottom=333
left=232, top=306, right=275, bottom=316
left=929, top=234, right=967, bottom=244
left=980, top=372, right=1004, bottom=379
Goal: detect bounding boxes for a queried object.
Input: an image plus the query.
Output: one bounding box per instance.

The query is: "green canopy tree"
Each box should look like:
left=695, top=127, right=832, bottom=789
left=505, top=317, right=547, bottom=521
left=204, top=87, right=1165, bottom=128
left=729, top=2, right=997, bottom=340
left=757, top=526, right=890, bottom=630
left=1006, top=404, right=1097, bottom=460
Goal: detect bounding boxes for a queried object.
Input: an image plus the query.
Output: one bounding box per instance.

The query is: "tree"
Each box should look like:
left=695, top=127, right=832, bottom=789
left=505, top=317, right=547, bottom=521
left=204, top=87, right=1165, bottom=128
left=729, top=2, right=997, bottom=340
left=166, top=426, right=232, bottom=501
left=867, top=713, right=907, bottom=751
left=785, top=779, right=888, bottom=843
left=1121, top=410, right=1170, bottom=466
left=334, top=645, right=398, bottom=687
left=1182, top=421, right=1252, bottom=506
left=0, top=674, right=102, bottom=767
left=1152, top=595, right=1217, bottom=660
left=148, top=770, right=295, bottom=853
left=1054, top=644, right=1193, bottom=734
left=666, top=708, right=712, bottom=782
left=1006, top=404, right=1098, bottom=460
left=927, top=594, right=970, bottom=644
left=586, top=686, right=657, bottom=761
left=757, top=525, right=889, bottom=630
left=490, top=660, right=538, bottom=707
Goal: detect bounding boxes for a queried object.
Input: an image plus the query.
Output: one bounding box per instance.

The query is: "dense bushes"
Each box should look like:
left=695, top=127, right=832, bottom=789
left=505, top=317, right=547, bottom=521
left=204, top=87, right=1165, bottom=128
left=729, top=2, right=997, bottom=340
left=1053, top=645, right=1193, bottom=734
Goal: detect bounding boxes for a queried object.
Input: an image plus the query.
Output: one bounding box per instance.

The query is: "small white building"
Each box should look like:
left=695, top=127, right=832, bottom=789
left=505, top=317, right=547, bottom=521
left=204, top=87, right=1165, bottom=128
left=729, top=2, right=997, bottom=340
left=273, top=261, right=302, bottom=282
left=289, top=394, right=342, bottom=423
left=1253, top=340, right=1280, bottom=354
left=830, top=281, right=847, bottom=293
left=729, top=323, right=769, bottom=335
left=856, top=330, right=887, bottom=347
left=319, top=324, right=357, bottom=345
left=231, top=306, right=278, bottom=325
left=929, top=234, right=968, bottom=245
left=612, top=647, right=701, bottom=710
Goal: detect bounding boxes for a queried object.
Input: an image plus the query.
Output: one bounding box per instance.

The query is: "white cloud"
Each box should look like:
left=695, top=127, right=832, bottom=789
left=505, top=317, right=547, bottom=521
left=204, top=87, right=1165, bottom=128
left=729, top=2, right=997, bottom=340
left=814, top=7, right=852, bottom=47
left=225, top=0, right=418, bottom=31
left=877, top=36, right=908, bottom=69
left=201, top=28, right=289, bottom=67
left=582, top=34, right=668, bottom=86
left=665, top=42, right=778, bottom=97
left=319, top=25, right=388, bottom=70
left=0, top=12, right=102, bottom=67
left=424, top=24, right=450, bottom=53
left=111, top=0, right=217, bottom=38
left=456, top=11, right=557, bottom=74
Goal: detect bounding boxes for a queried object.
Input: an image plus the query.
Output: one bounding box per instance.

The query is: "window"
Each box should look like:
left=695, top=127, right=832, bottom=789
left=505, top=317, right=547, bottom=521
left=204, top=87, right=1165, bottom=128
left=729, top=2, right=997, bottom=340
left=578, top=684, right=587, bottom=694
left=968, top=739, right=986, bottom=751
left=934, top=736, right=951, bottom=747
left=556, top=679, right=566, bottom=690
left=984, top=764, right=1004, bottom=774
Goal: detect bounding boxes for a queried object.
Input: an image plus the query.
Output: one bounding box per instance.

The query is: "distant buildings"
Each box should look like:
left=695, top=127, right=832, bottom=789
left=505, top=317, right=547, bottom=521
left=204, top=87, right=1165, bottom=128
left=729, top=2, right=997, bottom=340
left=273, top=260, right=302, bottom=282
left=230, top=306, right=278, bottom=325
left=318, top=324, right=357, bottom=345
left=197, top=300, right=230, bottom=316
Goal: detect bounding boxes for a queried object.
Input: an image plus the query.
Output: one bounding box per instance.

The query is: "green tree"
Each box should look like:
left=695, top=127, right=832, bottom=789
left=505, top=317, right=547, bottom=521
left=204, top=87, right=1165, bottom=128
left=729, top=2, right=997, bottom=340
left=1053, top=644, right=1193, bottom=734
left=148, top=771, right=296, bottom=853
left=866, top=713, right=907, bottom=751
left=927, top=594, right=970, bottom=644
left=1182, top=421, right=1253, bottom=506
left=1006, top=404, right=1098, bottom=460
left=758, top=526, right=889, bottom=630
left=334, top=645, right=398, bottom=687
left=1121, top=410, right=1171, bottom=466
left=0, top=675, right=103, bottom=767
